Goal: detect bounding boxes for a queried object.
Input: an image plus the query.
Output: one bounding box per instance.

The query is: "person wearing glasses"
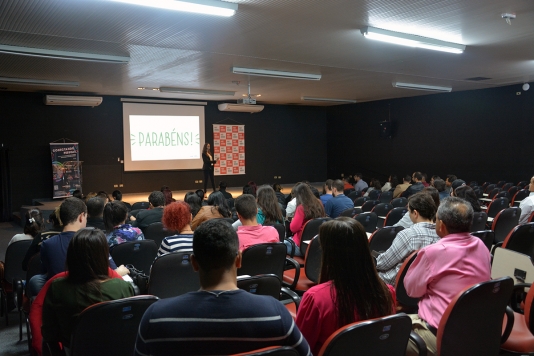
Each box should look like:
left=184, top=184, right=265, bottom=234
left=375, top=192, right=439, bottom=285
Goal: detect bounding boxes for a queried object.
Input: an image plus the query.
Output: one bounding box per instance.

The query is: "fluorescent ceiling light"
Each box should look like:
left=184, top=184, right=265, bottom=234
left=159, top=87, right=235, bottom=95
left=0, top=44, right=129, bottom=63
left=302, top=96, right=357, bottom=103
left=110, top=0, right=237, bottom=17
left=361, top=27, right=466, bottom=54
left=393, top=81, right=452, bottom=92
left=232, top=67, right=321, bottom=80
left=0, top=77, right=79, bottom=87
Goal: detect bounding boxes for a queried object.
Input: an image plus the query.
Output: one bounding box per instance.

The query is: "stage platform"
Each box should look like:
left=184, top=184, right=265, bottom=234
left=17, top=182, right=324, bottom=227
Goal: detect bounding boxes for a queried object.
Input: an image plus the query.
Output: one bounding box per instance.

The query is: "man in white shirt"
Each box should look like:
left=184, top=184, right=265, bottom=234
left=519, top=176, right=534, bottom=224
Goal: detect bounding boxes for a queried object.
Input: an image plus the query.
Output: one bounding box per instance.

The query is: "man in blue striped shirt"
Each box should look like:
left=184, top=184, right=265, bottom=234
left=134, top=219, right=310, bottom=356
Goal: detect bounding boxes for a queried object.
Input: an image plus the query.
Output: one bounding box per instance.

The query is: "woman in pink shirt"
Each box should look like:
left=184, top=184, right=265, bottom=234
left=296, top=218, right=396, bottom=355
left=288, top=183, right=325, bottom=256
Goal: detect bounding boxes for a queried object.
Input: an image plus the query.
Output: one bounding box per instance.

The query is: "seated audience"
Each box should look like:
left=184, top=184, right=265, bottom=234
left=134, top=219, right=310, bottom=356
left=191, top=191, right=231, bottom=230
left=85, top=197, right=106, bottom=230
left=453, top=185, right=482, bottom=212
left=430, top=175, right=441, bottom=186
left=451, top=179, right=466, bottom=195
left=519, top=176, right=534, bottom=224
left=195, top=189, right=208, bottom=206
left=112, top=189, right=132, bottom=211
left=405, top=197, right=491, bottom=356
left=382, top=175, right=398, bottom=192
left=403, top=172, right=424, bottom=198
left=432, top=178, right=448, bottom=201
left=130, top=191, right=165, bottom=229
left=71, top=189, right=83, bottom=200
left=158, top=201, right=195, bottom=256
left=218, top=181, right=233, bottom=199
left=325, top=179, right=354, bottom=218
left=234, top=194, right=279, bottom=251
left=376, top=193, right=439, bottom=285
left=234, top=185, right=284, bottom=230
left=42, top=228, right=134, bottom=351
left=342, top=176, right=354, bottom=191
left=9, top=208, right=44, bottom=246
left=104, top=200, right=144, bottom=250
left=444, top=174, right=457, bottom=195
left=22, top=207, right=62, bottom=271
left=421, top=173, right=429, bottom=187
left=423, top=186, right=440, bottom=211
left=272, top=183, right=287, bottom=208
left=364, top=178, right=382, bottom=197
left=97, top=191, right=111, bottom=203
left=354, top=173, right=368, bottom=192
left=286, top=183, right=325, bottom=256
left=247, top=181, right=258, bottom=196
left=84, top=192, right=97, bottom=203
left=161, top=185, right=176, bottom=206
left=393, top=175, right=412, bottom=198
left=296, top=218, right=396, bottom=355
left=184, top=191, right=202, bottom=218
left=320, top=179, right=334, bottom=207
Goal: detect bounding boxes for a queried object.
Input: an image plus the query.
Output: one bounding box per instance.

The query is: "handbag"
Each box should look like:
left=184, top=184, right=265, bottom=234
left=126, top=264, right=150, bottom=295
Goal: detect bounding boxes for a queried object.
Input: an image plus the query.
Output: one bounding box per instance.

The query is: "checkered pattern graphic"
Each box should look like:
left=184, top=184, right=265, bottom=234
left=213, top=124, right=245, bottom=176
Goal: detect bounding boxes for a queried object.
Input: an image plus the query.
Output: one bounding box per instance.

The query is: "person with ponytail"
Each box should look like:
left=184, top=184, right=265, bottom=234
left=9, top=208, right=44, bottom=246
left=296, top=218, right=396, bottom=355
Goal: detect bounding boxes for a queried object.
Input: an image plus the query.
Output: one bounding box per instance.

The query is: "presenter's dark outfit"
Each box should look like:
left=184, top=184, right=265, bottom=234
left=202, top=152, right=216, bottom=192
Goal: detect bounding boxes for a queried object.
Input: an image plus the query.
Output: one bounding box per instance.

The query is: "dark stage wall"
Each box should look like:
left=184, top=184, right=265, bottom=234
left=327, top=84, right=534, bottom=185
left=0, top=92, right=327, bottom=212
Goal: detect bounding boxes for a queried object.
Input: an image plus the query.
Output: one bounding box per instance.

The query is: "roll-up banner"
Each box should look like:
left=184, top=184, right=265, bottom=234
left=50, top=142, right=82, bottom=199
left=213, top=124, right=245, bottom=176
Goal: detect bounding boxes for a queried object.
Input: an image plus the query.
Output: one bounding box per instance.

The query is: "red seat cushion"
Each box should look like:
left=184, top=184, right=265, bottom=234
left=283, top=269, right=316, bottom=291
left=501, top=311, right=534, bottom=353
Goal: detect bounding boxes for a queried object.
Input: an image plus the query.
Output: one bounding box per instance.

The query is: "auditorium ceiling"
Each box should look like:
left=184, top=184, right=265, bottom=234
left=0, top=0, right=533, bottom=105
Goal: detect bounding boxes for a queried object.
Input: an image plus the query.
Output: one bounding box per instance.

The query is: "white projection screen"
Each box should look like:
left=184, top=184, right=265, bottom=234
left=122, top=102, right=205, bottom=171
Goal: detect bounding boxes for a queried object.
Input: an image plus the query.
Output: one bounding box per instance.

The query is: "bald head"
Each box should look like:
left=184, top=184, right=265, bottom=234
left=436, top=197, right=473, bottom=235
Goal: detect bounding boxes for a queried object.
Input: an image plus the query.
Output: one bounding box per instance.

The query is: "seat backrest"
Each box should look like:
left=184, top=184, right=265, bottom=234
left=368, top=226, right=404, bottom=253
left=300, top=218, right=331, bottom=256
left=502, top=183, right=514, bottom=191
left=437, top=277, right=513, bottom=356
left=486, top=197, right=509, bottom=218
left=496, top=180, right=506, bottom=188
left=470, top=230, right=494, bottom=251
left=485, top=184, right=496, bottom=193
left=353, top=196, right=369, bottom=207
left=347, top=191, right=360, bottom=201
left=148, top=251, right=200, bottom=298
left=131, top=202, right=150, bottom=210
left=502, top=222, right=534, bottom=260
left=354, top=212, right=378, bottom=233
left=517, top=181, right=529, bottom=189
left=368, top=189, right=380, bottom=200
left=511, top=189, right=529, bottom=205
left=237, top=274, right=281, bottom=300
left=143, top=222, right=177, bottom=247
left=304, top=235, right=322, bottom=283
left=238, top=243, right=287, bottom=280
left=394, top=251, right=419, bottom=311
left=70, top=295, right=159, bottom=356
left=390, top=197, right=407, bottom=208
left=232, top=346, right=300, bottom=356
left=470, top=211, right=488, bottom=232
left=491, top=207, right=521, bottom=243
left=265, top=223, right=285, bottom=242
left=4, top=240, right=32, bottom=283
left=523, top=282, right=534, bottom=333
left=378, top=191, right=393, bottom=204
left=488, top=188, right=501, bottom=199
left=507, top=186, right=519, bottom=198
left=494, top=191, right=509, bottom=200
left=339, top=207, right=362, bottom=218
left=361, top=200, right=379, bottom=212
left=318, top=313, right=412, bottom=356
left=110, top=240, right=158, bottom=274
left=384, top=207, right=408, bottom=227
left=371, top=203, right=393, bottom=217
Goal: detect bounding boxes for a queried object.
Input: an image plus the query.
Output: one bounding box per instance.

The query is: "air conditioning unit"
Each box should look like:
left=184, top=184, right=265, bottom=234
left=45, top=95, right=103, bottom=107
left=218, top=103, right=264, bottom=113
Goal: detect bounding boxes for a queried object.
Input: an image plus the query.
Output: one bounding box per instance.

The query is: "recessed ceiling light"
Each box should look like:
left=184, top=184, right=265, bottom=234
left=110, top=0, right=238, bottom=17
left=159, top=87, right=235, bottom=95
left=0, top=44, right=129, bottom=63
left=0, top=76, right=79, bottom=87
left=392, top=81, right=452, bottom=92
left=361, top=26, right=465, bottom=54
left=232, top=67, right=321, bottom=80
left=301, top=96, right=357, bottom=103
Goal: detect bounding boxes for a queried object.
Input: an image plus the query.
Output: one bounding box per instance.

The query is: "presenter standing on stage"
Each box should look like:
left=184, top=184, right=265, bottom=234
left=202, top=143, right=217, bottom=193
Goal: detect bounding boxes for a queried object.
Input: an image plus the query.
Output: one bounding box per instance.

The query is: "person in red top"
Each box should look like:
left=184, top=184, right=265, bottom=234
left=342, top=177, right=354, bottom=191
left=296, top=217, right=396, bottom=355
left=234, top=194, right=279, bottom=251
left=286, top=183, right=325, bottom=256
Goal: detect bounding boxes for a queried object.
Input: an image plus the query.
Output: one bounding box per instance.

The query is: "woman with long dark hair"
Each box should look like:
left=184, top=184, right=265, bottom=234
left=296, top=218, right=396, bottom=355
left=256, top=185, right=284, bottom=225
left=42, top=228, right=134, bottom=351
left=184, top=191, right=202, bottom=217
left=453, top=185, right=482, bottom=212
left=286, top=183, right=325, bottom=256
left=202, top=143, right=217, bottom=193
left=191, top=191, right=231, bottom=230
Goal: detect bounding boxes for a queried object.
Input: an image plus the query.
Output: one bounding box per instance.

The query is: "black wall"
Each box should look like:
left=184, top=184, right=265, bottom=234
left=0, top=92, right=327, bottom=212
left=327, top=84, right=534, bottom=185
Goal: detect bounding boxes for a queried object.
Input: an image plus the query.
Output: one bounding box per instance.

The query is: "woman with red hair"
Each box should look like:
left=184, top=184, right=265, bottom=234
left=158, top=201, right=194, bottom=256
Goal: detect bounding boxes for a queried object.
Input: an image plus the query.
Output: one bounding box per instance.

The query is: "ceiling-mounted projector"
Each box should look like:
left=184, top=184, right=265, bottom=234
left=45, top=95, right=103, bottom=107
left=218, top=103, right=264, bottom=113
